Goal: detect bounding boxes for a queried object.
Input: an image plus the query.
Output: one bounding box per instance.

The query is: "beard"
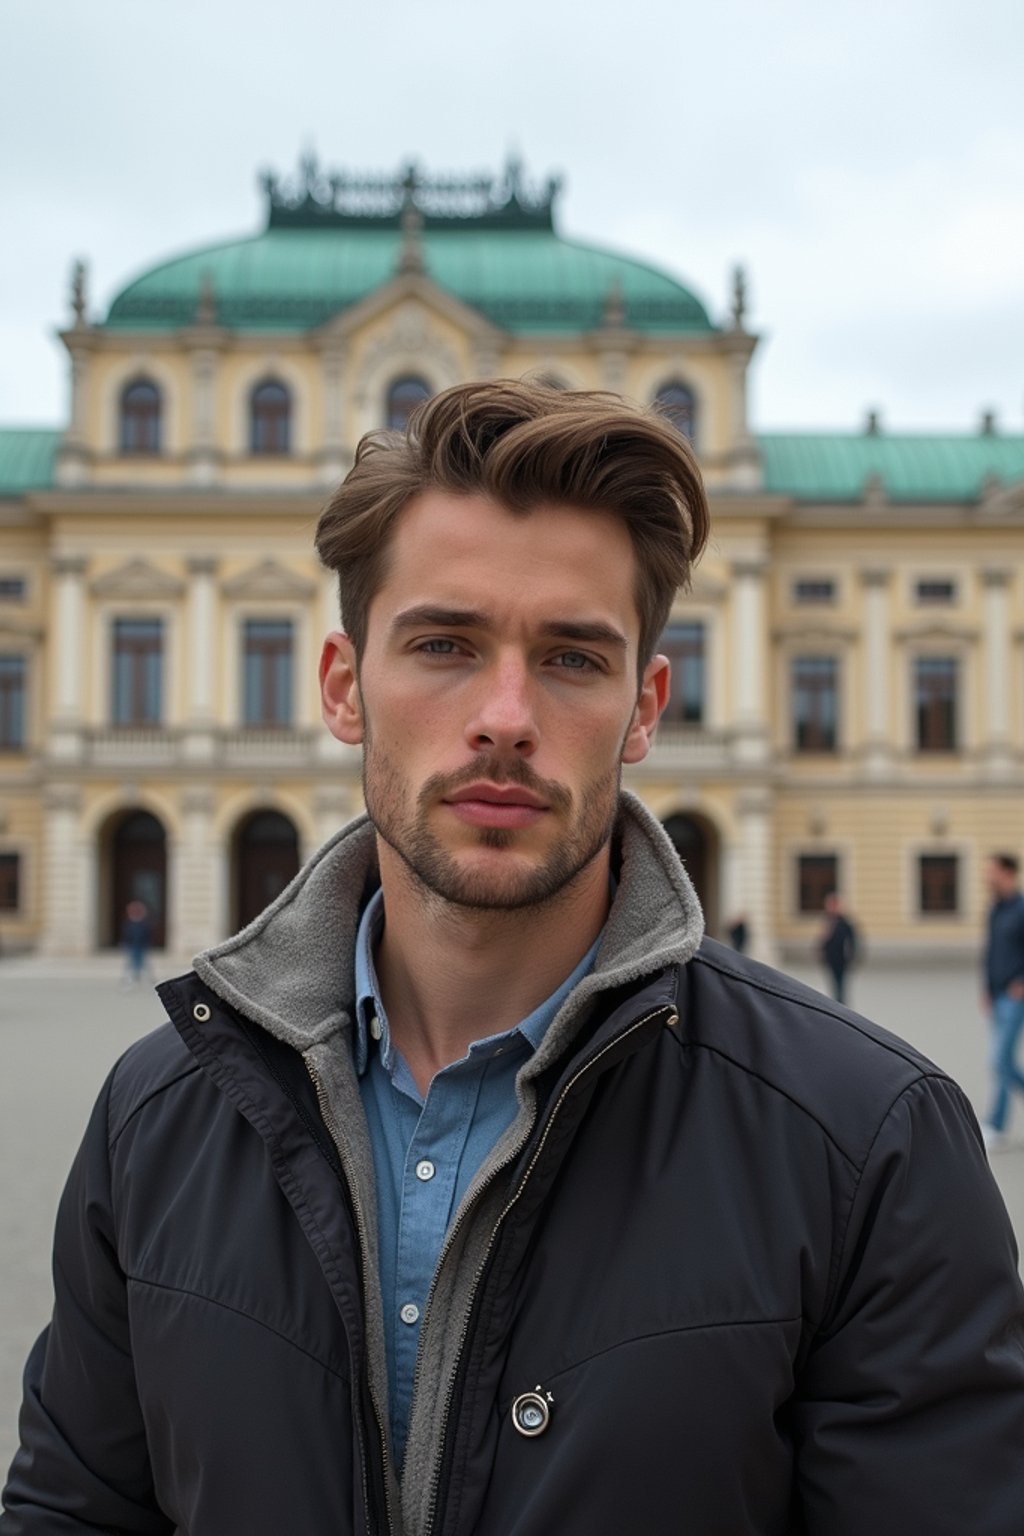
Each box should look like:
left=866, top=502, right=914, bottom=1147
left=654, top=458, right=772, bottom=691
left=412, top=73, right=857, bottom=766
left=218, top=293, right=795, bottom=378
left=362, top=729, right=622, bottom=911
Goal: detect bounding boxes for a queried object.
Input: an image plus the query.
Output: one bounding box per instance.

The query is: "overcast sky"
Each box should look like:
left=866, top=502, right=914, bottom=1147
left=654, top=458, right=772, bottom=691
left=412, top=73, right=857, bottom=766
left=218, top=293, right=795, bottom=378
left=2, top=0, right=1021, bottom=434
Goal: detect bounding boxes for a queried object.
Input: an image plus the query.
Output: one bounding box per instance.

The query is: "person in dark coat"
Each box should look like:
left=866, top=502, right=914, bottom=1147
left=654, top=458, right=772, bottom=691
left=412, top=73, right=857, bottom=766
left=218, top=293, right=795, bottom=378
left=819, top=890, right=858, bottom=1003
left=119, top=900, right=152, bottom=987
left=980, top=852, right=1024, bottom=1149
left=4, top=381, right=1023, bottom=1535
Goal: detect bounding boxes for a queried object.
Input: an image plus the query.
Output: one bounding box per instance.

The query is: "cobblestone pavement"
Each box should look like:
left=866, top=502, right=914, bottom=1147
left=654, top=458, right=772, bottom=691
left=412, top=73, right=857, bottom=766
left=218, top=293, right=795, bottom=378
left=2, top=953, right=1022, bottom=1478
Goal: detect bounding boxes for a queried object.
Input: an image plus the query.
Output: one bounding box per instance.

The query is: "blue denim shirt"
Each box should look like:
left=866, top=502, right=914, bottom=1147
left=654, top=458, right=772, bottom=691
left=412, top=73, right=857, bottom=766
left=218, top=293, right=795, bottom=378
left=354, top=887, right=601, bottom=1463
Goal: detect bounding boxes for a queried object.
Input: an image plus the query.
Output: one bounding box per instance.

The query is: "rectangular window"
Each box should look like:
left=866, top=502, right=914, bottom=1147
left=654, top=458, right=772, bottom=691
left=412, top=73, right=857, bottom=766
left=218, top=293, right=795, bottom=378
left=915, top=579, right=956, bottom=605
left=0, top=576, right=26, bottom=601
left=112, top=618, right=163, bottom=726
left=0, top=852, right=20, bottom=911
left=914, top=656, right=957, bottom=751
left=792, top=656, right=838, bottom=752
left=919, top=854, right=958, bottom=914
left=243, top=619, right=294, bottom=727
left=0, top=655, right=26, bottom=749
left=798, top=854, right=838, bottom=915
left=793, top=578, right=835, bottom=605
left=659, top=622, right=705, bottom=726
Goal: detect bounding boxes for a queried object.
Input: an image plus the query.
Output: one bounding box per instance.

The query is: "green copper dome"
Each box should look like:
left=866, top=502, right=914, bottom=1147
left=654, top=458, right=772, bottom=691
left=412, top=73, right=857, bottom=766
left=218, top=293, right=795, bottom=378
left=104, top=158, right=714, bottom=336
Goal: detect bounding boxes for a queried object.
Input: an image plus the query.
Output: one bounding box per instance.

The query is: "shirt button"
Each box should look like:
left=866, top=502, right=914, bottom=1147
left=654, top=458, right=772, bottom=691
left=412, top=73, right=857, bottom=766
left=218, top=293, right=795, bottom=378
left=369, top=1014, right=383, bottom=1041
left=416, top=1160, right=436, bottom=1182
left=400, top=1303, right=420, bottom=1326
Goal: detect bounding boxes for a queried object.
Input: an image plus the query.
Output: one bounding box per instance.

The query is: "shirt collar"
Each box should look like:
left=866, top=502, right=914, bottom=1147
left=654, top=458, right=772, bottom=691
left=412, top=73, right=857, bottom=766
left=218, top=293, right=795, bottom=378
left=353, top=884, right=604, bottom=1079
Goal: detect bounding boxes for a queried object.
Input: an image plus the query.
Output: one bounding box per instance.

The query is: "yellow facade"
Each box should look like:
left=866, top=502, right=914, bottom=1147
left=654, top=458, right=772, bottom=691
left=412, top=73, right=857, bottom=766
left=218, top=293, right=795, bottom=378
left=1, top=159, right=1022, bottom=961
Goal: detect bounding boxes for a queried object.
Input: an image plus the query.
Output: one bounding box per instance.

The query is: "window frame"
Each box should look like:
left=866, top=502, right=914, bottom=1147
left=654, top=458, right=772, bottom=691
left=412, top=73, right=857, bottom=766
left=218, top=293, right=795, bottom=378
left=110, top=616, right=165, bottom=727
left=913, top=654, right=958, bottom=753
left=241, top=617, right=295, bottom=728
left=385, top=375, right=432, bottom=433
left=795, top=852, right=840, bottom=916
left=0, top=849, right=21, bottom=912
left=791, top=654, right=840, bottom=754
left=0, top=654, right=27, bottom=750
left=119, top=377, right=163, bottom=456
left=652, top=379, right=698, bottom=444
left=917, top=851, right=960, bottom=916
left=249, top=378, right=292, bottom=456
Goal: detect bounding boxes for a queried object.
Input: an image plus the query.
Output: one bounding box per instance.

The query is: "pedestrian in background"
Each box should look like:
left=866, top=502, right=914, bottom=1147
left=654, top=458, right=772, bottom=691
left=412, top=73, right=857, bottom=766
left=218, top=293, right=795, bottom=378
left=727, top=914, right=749, bottom=952
left=819, top=891, right=858, bottom=1004
left=120, top=899, right=152, bottom=988
left=981, top=853, right=1024, bottom=1150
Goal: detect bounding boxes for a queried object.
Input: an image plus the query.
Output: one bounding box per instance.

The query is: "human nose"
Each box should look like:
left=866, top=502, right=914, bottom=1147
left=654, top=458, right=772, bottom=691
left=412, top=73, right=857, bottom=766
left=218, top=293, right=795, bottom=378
left=465, top=652, right=539, bottom=757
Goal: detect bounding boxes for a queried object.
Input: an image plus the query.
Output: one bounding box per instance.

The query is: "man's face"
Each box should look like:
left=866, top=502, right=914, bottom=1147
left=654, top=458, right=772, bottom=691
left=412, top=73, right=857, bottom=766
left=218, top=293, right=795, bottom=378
left=986, top=860, right=1017, bottom=900
left=320, top=491, right=668, bottom=910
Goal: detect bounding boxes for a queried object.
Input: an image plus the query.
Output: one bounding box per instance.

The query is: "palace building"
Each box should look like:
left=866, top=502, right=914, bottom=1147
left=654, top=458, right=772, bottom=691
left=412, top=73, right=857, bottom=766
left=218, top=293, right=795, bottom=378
left=1, top=155, right=1023, bottom=961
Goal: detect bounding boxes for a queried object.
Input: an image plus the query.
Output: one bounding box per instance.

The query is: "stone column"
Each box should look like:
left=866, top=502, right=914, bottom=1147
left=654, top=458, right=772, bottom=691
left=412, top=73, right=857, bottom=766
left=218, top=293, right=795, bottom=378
left=730, top=556, right=769, bottom=764
left=173, top=786, right=220, bottom=955
left=56, top=348, right=91, bottom=487
left=859, top=569, right=892, bottom=777
left=736, top=786, right=775, bottom=963
left=319, top=346, right=347, bottom=485
left=40, top=785, right=92, bottom=955
left=49, top=554, right=88, bottom=761
left=982, top=568, right=1013, bottom=777
left=188, top=349, right=218, bottom=486
left=183, top=556, right=219, bottom=763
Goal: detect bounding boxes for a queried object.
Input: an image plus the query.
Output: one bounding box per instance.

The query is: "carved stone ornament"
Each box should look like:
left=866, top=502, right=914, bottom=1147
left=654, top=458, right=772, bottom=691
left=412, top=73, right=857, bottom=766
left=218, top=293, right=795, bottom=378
left=220, top=558, right=317, bottom=601
left=89, top=558, right=186, bottom=600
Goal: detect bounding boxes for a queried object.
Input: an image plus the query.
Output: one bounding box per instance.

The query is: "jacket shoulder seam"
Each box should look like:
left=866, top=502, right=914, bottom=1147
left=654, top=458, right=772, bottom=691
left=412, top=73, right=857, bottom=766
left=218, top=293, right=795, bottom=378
left=690, top=947, right=948, bottom=1076
left=109, top=1060, right=202, bottom=1150
left=125, top=1272, right=350, bottom=1382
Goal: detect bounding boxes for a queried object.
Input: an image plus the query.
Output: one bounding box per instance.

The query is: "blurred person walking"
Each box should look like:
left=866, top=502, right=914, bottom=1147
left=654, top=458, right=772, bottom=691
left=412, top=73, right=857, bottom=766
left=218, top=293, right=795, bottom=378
left=120, top=900, right=152, bottom=988
left=981, top=853, right=1024, bottom=1150
left=819, top=891, right=858, bottom=1004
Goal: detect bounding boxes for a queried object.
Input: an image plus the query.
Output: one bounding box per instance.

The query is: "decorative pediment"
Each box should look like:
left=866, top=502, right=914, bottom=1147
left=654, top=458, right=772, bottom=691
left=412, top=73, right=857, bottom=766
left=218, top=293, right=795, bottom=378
left=893, top=622, right=980, bottom=645
left=90, top=558, right=185, bottom=599
left=220, top=558, right=317, bottom=601
left=318, top=271, right=501, bottom=350
left=772, top=624, right=858, bottom=645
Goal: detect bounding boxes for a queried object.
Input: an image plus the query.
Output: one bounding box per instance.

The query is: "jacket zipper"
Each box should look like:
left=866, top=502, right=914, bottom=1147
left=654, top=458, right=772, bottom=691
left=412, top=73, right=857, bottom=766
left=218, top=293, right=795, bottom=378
left=420, top=1003, right=672, bottom=1536
left=307, top=1061, right=397, bottom=1536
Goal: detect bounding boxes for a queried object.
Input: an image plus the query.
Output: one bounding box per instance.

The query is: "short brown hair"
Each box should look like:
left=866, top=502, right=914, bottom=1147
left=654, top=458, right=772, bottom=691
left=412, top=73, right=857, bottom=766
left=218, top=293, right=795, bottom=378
left=315, top=379, right=710, bottom=674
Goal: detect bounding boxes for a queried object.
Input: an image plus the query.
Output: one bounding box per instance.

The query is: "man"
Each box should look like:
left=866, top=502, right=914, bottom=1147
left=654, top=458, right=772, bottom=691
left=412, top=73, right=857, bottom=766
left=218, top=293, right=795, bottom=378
left=818, top=889, right=858, bottom=1003
left=4, top=381, right=1024, bottom=1534
left=982, top=852, right=1024, bottom=1148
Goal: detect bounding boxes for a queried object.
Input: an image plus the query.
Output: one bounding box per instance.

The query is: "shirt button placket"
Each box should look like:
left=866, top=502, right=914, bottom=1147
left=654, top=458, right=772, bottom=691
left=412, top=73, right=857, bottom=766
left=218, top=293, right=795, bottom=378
left=416, top=1159, right=436, bottom=1182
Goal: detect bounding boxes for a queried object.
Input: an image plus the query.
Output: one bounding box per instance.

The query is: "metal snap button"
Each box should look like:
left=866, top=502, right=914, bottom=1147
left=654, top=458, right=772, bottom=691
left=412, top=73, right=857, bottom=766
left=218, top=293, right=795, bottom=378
left=416, top=1160, right=436, bottom=1182
left=400, top=1303, right=420, bottom=1326
left=665, top=1011, right=679, bottom=1028
left=511, top=1386, right=553, bottom=1437
left=192, top=1002, right=211, bottom=1023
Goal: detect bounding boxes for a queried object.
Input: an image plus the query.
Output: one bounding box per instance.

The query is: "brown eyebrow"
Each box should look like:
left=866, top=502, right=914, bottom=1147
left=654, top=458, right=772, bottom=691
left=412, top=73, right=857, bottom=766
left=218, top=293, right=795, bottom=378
left=390, top=606, right=628, bottom=650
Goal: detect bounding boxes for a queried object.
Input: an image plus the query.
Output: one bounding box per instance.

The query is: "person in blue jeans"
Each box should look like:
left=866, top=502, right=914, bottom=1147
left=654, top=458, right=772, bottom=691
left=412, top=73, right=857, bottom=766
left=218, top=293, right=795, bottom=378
left=982, top=853, right=1024, bottom=1148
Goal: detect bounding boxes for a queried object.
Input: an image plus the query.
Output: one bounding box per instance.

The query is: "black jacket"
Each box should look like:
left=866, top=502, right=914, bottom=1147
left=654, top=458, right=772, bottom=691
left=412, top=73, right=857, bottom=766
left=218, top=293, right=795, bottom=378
left=4, top=804, right=1024, bottom=1534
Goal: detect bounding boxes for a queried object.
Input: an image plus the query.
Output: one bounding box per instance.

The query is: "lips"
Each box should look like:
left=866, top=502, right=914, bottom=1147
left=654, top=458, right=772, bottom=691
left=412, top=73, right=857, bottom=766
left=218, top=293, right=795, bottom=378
left=443, top=782, right=549, bottom=830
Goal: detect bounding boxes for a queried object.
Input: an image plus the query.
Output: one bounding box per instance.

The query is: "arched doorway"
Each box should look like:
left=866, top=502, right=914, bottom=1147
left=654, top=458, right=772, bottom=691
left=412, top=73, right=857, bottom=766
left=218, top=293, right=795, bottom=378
left=233, top=810, right=300, bottom=931
left=106, top=809, right=168, bottom=948
left=661, top=812, right=719, bottom=935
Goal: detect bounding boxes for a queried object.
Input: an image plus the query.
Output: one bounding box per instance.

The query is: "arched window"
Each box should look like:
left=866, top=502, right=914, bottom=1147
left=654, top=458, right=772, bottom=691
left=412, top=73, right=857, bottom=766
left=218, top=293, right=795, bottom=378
left=119, top=378, right=162, bottom=455
left=386, top=375, right=431, bottom=432
left=250, top=379, right=292, bottom=455
left=653, top=381, right=697, bottom=443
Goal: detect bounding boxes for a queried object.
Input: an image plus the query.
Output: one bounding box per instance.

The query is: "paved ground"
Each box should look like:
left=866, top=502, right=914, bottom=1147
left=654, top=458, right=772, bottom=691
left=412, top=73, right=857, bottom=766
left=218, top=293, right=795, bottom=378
left=1, top=952, right=1022, bottom=1481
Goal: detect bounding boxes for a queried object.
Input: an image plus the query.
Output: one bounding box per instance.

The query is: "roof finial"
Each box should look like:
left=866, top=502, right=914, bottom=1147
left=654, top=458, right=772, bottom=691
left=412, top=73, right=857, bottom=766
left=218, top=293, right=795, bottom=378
left=602, top=278, right=626, bottom=329
left=864, top=408, right=882, bottom=436
left=730, top=264, right=747, bottom=331
left=397, top=199, right=425, bottom=276
left=195, top=270, right=217, bottom=326
left=70, top=259, right=88, bottom=326
left=979, top=408, right=997, bottom=437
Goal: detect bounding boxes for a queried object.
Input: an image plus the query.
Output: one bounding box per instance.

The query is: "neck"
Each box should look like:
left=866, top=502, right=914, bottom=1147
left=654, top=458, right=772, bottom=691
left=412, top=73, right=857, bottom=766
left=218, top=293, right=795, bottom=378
left=373, top=842, right=611, bottom=1096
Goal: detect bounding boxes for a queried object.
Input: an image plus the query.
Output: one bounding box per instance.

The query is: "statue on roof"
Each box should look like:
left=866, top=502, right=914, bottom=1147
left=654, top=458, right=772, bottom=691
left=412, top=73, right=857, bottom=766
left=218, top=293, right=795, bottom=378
left=70, top=259, right=88, bottom=326
left=730, top=265, right=747, bottom=331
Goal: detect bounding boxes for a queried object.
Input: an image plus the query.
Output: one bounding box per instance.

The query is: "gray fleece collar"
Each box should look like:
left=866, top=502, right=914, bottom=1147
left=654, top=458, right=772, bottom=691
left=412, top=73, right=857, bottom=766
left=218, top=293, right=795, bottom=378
left=193, top=790, right=705, bottom=1049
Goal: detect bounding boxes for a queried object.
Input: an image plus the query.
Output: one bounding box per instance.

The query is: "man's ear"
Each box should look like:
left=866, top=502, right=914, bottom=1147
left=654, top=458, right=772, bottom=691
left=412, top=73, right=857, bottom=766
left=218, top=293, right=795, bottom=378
left=320, top=631, right=364, bottom=745
left=621, top=654, right=670, bottom=765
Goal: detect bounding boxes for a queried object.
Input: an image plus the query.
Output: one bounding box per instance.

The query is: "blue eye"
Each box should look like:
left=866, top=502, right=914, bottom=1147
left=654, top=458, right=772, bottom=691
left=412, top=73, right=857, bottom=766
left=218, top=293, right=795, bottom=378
left=555, top=651, right=594, bottom=670
left=419, top=638, right=459, bottom=654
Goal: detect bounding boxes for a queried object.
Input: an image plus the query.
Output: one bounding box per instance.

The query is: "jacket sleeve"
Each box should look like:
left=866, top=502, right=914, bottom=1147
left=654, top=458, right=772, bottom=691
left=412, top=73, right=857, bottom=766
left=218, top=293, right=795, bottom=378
left=1, top=1070, right=173, bottom=1533
left=795, top=1073, right=1024, bottom=1535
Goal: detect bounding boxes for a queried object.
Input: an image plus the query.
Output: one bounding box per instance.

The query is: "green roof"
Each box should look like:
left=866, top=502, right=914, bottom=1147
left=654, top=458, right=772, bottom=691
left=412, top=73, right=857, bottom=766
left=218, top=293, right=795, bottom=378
left=0, top=429, right=59, bottom=494
left=757, top=432, right=1024, bottom=503
left=105, top=227, right=714, bottom=335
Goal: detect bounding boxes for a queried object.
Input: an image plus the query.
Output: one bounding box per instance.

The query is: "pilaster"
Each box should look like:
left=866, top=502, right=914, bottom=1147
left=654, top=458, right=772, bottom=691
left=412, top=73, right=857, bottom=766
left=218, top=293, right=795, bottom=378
left=859, top=568, right=893, bottom=777
left=729, top=556, right=769, bottom=764
left=736, top=785, right=776, bottom=964
left=48, top=554, right=88, bottom=762
left=40, top=784, right=92, bottom=955
left=183, top=556, right=219, bottom=762
left=174, top=785, right=220, bottom=954
left=981, top=568, right=1014, bottom=778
